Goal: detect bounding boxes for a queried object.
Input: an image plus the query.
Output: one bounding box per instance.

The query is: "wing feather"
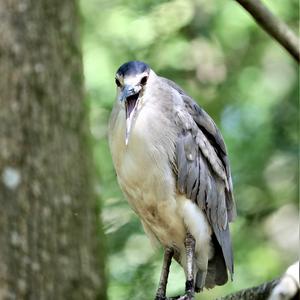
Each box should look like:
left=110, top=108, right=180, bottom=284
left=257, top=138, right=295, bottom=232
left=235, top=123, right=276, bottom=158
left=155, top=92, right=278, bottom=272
left=163, top=77, right=236, bottom=277
left=176, top=135, right=188, bottom=194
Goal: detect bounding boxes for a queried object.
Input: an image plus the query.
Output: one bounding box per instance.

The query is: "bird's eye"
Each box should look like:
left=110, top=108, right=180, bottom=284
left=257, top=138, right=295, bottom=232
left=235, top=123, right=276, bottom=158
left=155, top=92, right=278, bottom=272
left=115, top=78, right=121, bottom=87
left=140, top=76, right=148, bottom=85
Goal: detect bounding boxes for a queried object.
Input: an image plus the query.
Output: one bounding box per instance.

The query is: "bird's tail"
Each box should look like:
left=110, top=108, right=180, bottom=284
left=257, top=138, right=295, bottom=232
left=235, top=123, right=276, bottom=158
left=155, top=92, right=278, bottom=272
left=195, top=234, right=228, bottom=291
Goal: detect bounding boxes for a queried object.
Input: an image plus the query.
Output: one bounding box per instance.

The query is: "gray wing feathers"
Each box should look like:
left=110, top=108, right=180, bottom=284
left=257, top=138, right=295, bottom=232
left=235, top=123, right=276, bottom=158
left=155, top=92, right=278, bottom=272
left=212, top=223, right=233, bottom=276
left=176, top=132, right=230, bottom=231
left=163, top=76, right=236, bottom=219
left=165, top=77, right=236, bottom=278
left=203, top=234, right=229, bottom=289
left=176, top=134, right=189, bottom=194
left=187, top=101, right=236, bottom=222
left=176, top=131, right=234, bottom=277
left=195, top=129, right=228, bottom=188
left=197, top=155, right=207, bottom=210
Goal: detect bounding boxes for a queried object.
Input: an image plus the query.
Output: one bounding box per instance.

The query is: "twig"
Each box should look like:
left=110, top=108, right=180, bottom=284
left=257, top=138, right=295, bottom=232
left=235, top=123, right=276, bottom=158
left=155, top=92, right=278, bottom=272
left=235, top=0, right=300, bottom=63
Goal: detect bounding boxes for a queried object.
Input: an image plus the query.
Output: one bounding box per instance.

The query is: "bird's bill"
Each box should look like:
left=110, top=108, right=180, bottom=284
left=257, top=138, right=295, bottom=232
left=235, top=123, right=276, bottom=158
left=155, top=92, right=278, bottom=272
left=119, top=84, right=136, bottom=102
left=121, top=85, right=141, bottom=145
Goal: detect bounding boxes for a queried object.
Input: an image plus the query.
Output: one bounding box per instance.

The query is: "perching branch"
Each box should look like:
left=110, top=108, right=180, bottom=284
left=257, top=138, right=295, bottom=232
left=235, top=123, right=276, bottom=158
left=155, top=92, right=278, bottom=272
left=219, top=262, right=299, bottom=300
left=218, top=279, right=280, bottom=300
left=235, top=0, right=300, bottom=63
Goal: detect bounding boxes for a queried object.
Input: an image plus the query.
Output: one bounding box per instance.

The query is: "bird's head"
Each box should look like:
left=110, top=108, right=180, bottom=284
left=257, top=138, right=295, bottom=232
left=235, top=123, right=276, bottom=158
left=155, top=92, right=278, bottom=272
left=115, top=61, right=150, bottom=145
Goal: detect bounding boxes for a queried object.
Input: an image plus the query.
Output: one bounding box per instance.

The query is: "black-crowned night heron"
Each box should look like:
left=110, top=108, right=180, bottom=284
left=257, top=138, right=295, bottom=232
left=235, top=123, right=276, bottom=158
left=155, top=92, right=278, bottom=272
left=108, top=61, right=236, bottom=300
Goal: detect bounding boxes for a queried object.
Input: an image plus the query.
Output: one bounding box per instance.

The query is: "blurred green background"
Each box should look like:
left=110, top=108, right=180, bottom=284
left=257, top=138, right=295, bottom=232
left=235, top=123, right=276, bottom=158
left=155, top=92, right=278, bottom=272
left=79, top=0, right=299, bottom=299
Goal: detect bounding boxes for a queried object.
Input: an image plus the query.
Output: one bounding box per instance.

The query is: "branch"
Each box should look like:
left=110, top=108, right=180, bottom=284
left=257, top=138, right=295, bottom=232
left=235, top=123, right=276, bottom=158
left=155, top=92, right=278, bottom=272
left=235, top=0, right=300, bottom=63
left=218, top=279, right=280, bottom=300
left=219, top=262, right=300, bottom=300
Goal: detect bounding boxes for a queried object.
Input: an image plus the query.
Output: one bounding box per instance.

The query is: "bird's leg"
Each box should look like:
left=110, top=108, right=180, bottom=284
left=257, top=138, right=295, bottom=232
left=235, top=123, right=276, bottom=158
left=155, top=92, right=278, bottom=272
left=168, top=233, right=196, bottom=300
left=155, top=247, right=174, bottom=300
left=184, top=232, right=196, bottom=299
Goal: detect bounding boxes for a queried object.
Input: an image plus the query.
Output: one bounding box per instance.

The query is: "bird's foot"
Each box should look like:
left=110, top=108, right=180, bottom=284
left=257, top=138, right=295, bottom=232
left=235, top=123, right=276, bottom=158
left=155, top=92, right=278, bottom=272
left=155, top=292, right=194, bottom=300
left=167, top=280, right=195, bottom=300
left=177, top=297, right=193, bottom=300
left=168, top=294, right=194, bottom=300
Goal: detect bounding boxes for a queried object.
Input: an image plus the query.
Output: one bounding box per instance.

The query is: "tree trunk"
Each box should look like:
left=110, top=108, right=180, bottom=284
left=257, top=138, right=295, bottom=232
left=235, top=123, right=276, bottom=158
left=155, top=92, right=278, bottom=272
left=0, top=1, right=106, bottom=299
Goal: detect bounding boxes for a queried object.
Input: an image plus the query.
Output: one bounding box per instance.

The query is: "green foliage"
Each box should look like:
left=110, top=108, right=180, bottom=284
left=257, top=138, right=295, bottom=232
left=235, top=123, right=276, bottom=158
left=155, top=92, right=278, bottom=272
left=79, top=0, right=299, bottom=299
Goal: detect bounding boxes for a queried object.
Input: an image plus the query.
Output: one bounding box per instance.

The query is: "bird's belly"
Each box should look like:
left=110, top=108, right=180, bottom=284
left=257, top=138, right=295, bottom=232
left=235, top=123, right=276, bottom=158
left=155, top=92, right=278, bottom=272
left=112, top=153, right=212, bottom=274
left=137, top=194, right=187, bottom=249
left=117, top=150, right=186, bottom=248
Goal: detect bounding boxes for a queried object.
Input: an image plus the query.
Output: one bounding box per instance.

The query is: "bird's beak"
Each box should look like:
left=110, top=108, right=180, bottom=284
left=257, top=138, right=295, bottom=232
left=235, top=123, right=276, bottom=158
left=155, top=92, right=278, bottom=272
left=119, top=85, right=142, bottom=145
left=118, top=85, right=136, bottom=102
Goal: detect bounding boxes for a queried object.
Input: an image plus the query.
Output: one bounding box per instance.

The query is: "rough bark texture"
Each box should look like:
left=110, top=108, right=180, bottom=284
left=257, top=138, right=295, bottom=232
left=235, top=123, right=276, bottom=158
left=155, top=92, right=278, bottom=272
left=218, top=279, right=280, bottom=300
left=235, top=0, right=300, bottom=63
left=0, top=1, right=106, bottom=299
left=219, top=278, right=299, bottom=300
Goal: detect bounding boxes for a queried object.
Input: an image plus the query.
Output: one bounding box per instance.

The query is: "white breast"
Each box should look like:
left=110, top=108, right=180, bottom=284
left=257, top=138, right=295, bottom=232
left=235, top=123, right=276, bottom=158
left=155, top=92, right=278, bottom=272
left=109, top=102, right=184, bottom=244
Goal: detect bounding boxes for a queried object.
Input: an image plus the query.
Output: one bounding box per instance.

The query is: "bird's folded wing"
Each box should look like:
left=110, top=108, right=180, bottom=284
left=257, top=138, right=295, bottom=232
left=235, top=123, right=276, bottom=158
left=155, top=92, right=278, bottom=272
left=182, top=94, right=236, bottom=223
left=162, top=77, right=236, bottom=275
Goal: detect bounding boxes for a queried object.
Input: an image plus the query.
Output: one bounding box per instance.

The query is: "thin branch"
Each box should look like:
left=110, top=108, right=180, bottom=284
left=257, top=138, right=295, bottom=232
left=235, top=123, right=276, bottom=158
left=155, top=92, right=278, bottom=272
left=235, top=0, right=300, bottom=63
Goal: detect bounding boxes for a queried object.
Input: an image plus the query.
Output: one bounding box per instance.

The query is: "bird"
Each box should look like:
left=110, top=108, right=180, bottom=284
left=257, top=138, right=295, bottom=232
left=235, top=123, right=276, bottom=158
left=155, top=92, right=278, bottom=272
left=108, top=61, right=236, bottom=300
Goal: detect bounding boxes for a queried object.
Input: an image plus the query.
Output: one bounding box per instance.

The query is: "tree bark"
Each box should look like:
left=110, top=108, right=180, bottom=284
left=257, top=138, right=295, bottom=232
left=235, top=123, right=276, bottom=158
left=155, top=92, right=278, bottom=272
left=219, top=279, right=299, bottom=300
left=219, top=262, right=300, bottom=300
left=0, top=1, right=106, bottom=299
left=218, top=279, right=280, bottom=300
left=235, top=0, right=300, bottom=63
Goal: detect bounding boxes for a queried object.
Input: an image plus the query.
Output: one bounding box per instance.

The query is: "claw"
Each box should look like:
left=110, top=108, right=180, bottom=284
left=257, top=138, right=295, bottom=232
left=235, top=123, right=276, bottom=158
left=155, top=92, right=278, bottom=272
left=168, top=295, right=194, bottom=300
left=180, top=296, right=193, bottom=300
